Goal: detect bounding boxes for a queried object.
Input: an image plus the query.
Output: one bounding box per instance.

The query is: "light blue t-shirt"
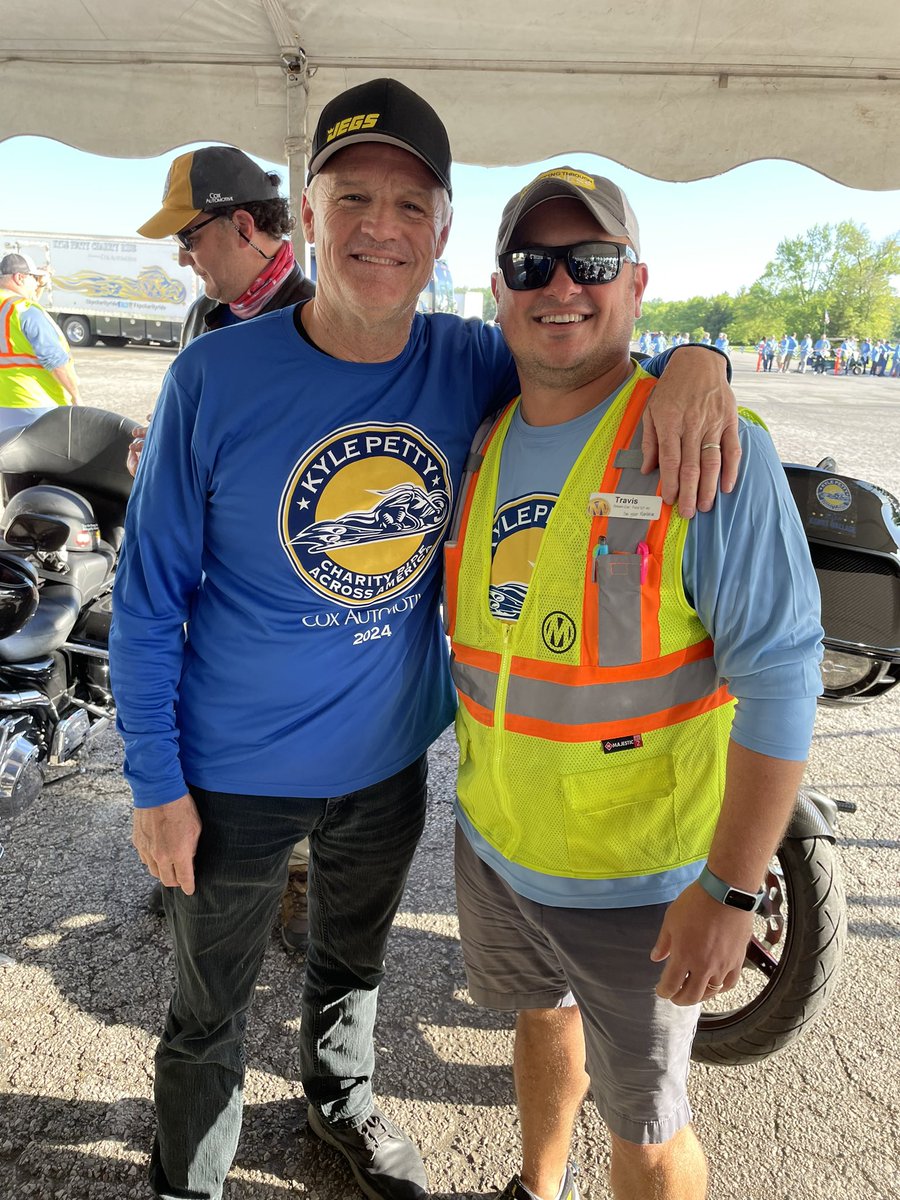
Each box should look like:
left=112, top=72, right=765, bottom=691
left=456, top=376, right=823, bottom=908
left=18, top=303, right=70, bottom=370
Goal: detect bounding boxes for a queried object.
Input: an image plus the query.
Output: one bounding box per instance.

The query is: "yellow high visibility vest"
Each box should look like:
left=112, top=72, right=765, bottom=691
left=444, top=367, right=736, bottom=880
left=0, top=289, right=69, bottom=408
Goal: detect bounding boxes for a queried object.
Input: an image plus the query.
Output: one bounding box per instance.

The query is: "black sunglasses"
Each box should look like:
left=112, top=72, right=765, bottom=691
left=498, top=241, right=638, bottom=292
left=174, top=213, right=221, bottom=251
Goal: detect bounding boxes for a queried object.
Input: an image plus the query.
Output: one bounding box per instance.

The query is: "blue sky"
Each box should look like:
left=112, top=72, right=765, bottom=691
left=2, top=135, right=898, bottom=300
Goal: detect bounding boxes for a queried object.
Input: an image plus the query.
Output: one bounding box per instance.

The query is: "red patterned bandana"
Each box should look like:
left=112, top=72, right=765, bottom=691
left=229, top=239, right=295, bottom=320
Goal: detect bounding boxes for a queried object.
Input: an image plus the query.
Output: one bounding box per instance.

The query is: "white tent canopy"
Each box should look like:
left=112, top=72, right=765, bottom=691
left=2, top=0, right=900, bottom=192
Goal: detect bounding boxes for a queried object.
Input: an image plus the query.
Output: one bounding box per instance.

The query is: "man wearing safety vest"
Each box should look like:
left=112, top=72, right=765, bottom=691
left=444, top=169, right=823, bottom=1200
left=0, top=251, right=81, bottom=431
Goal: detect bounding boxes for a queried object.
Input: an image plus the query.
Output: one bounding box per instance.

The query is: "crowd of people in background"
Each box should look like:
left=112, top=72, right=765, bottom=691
left=754, top=333, right=900, bottom=376
left=637, top=329, right=900, bottom=378
left=638, top=329, right=730, bottom=355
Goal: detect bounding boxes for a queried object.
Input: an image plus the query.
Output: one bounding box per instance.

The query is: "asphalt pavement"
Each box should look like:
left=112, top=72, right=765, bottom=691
left=0, top=349, right=897, bottom=1199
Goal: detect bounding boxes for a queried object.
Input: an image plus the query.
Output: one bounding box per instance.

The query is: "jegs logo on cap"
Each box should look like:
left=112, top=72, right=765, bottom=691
left=326, top=112, right=381, bottom=144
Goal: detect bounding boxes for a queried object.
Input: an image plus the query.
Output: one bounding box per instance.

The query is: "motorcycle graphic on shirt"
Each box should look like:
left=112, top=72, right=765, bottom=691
left=279, top=422, right=453, bottom=608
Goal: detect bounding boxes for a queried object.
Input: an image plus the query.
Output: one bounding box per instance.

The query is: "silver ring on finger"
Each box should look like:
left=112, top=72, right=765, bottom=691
left=700, top=442, right=722, bottom=451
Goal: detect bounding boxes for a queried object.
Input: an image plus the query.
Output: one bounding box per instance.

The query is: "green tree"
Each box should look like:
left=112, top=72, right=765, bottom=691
left=759, top=220, right=900, bottom=339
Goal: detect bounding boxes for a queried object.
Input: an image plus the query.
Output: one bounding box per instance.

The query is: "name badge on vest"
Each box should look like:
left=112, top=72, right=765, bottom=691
left=588, top=493, right=662, bottom=520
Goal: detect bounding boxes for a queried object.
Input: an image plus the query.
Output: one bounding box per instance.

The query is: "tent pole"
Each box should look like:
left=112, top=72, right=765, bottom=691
left=283, top=54, right=311, bottom=270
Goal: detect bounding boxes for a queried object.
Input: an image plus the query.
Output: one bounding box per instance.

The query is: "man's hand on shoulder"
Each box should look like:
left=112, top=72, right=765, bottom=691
left=132, top=792, right=202, bottom=895
left=641, top=345, right=741, bottom=518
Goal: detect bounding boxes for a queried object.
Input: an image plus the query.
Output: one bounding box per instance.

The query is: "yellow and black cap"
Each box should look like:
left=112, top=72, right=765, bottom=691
left=496, top=167, right=641, bottom=259
left=138, top=146, right=282, bottom=239
left=307, top=78, right=452, bottom=199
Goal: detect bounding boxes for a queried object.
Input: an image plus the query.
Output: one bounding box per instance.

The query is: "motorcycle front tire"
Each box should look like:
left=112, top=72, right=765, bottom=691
left=691, top=835, right=846, bottom=1067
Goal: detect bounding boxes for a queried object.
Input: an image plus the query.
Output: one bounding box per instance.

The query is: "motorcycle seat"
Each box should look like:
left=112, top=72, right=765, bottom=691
left=0, top=582, right=81, bottom=662
left=31, top=547, right=117, bottom=604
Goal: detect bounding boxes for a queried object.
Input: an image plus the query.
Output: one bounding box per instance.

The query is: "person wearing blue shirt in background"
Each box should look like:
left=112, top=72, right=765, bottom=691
left=446, top=168, right=822, bottom=1200
left=781, top=332, right=798, bottom=372
left=714, top=330, right=730, bottom=354
left=797, top=333, right=813, bottom=372
left=109, top=79, right=738, bottom=1200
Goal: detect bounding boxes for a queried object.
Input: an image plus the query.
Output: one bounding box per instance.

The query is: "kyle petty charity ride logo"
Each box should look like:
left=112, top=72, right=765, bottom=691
left=279, top=422, right=452, bottom=608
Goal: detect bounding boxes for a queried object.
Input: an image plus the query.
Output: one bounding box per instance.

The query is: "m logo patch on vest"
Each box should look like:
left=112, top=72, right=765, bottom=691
left=541, top=611, right=577, bottom=654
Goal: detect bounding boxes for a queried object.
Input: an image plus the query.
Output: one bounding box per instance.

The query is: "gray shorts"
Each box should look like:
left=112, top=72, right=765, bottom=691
left=454, top=826, right=700, bottom=1145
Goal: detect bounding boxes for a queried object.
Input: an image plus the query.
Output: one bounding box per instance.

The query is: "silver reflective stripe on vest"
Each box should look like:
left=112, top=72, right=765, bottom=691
left=1, top=354, right=41, bottom=367
left=595, top=414, right=662, bottom=663
left=603, top=421, right=661, bottom=553
left=0, top=297, right=18, bottom=354
left=446, top=411, right=499, bottom=544
left=450, top=654, right=499, bottom=711
left=505, top=653, right=721, bottom=726
left=595, top=552, right=642, bottom=665
left=614, top=448, right=644, bottom=470
left=0, top=297, right=41, bottom=366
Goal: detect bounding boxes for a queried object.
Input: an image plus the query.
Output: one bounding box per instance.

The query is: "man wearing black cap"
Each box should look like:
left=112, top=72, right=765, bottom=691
left=131, top=145, right=315, bottom=952
left=0, top=251, right=81, bottom=430
left=447, top=168, right=821, bottom=1200
left=111, top=78, right=738, bottom=1200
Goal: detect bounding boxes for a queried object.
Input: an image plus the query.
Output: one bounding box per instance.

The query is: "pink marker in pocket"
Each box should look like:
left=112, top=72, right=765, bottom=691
left=636, top=541, right=650, bottom=585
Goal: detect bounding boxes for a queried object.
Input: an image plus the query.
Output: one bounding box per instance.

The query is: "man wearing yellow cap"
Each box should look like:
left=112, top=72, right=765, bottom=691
left=131, top=145, right=315, bottom=951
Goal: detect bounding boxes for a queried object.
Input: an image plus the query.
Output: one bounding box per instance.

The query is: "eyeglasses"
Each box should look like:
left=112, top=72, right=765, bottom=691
left=498, top=241, right=638, bottom=292
left=175, top=213, right=274, bottom=261
left=228, top=219, right=274, bottom=261
left=174, top=213, right=221, bottom=251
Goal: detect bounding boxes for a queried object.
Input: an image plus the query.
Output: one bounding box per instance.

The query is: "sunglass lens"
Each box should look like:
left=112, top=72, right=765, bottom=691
left=503, top=251, right=553, bottom=291
left=569, top=247, right=621, bottom=285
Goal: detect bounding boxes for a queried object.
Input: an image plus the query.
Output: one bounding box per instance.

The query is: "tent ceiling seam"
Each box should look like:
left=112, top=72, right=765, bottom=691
left=1, top=52, right=898, bottom=82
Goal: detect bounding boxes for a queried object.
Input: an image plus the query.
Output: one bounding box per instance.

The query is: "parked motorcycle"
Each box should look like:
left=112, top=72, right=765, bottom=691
left=0, top=406, right=138, bottom=817
left=692, top=458, right=900, bottom=1065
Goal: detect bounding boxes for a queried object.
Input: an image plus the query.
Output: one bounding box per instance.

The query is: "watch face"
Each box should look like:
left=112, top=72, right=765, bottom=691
left=723, top=888, right=758, bottom=912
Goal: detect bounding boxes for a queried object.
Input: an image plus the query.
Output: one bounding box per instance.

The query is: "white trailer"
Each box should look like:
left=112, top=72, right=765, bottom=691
left=0, top=230, right=200, bottom=348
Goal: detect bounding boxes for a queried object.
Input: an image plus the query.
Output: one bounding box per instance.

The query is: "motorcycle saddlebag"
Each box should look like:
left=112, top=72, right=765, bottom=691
left=784, top=465, right=900, bottom=662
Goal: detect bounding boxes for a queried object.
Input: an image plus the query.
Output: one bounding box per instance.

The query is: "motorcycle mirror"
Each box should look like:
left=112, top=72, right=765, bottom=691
left=4, top=513, right=70, bottom=554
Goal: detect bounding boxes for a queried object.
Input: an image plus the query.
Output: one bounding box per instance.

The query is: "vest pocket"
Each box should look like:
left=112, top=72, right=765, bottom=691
left=561, top=754, right=679, bottom=876
left=594, top=552, right=642, bottom=666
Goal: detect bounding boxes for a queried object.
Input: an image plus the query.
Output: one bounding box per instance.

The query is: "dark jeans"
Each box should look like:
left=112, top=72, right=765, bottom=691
left=149, top=755, right=429, bottom=1200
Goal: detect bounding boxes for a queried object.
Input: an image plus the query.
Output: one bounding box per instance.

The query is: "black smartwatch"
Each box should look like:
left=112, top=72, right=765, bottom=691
left=698, top=865, right=766, bottom=913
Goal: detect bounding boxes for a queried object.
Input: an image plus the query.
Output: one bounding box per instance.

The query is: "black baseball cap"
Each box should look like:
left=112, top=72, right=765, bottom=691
left=138, top=146, right=282, bottom=239
left=307, top=78, right=452, bottom=199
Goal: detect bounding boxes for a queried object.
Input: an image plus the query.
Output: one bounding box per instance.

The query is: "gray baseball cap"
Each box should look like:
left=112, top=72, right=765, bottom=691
left=0, top=251, right=48, bottom=276
left=496, top=167, right=640, bottom=258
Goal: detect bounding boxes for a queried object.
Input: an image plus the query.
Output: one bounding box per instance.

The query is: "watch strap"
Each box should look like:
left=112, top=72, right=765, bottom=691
left=698, top=865, right=766, bottom=912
